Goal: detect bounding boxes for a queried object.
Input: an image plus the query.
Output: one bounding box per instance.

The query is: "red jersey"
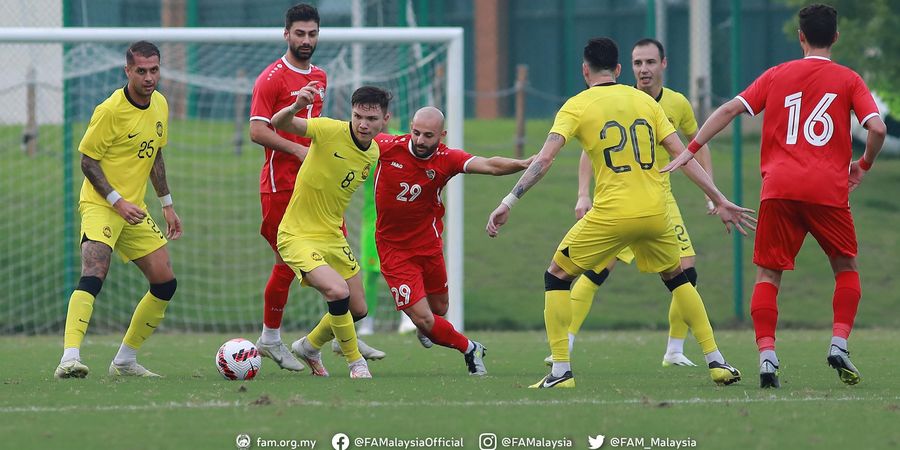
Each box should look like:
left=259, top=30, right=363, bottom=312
left=737, top=56, right=879, bottom=207
left=250, top=56, right=327, bottom=193
left=374, top=134, right=475, bottom=249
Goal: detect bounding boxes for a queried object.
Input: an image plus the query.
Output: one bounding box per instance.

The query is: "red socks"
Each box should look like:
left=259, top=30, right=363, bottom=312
left=750, top=282, right=779, bottom=352
left=427, top=314, right=470, bottom=353
left=832, top=271, right=861, bottom=339
left=263, top=264, right=295, bottom=329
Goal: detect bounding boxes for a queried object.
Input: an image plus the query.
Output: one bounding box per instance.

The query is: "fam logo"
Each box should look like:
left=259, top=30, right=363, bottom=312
left=425, top=169, right=435, bottom=180
left=361, top=163, right=371, bottom=180
left=102, top=226, right=112, bottom=238
left=235, top=434, right=251, bottom=449
left=311, top=252, right=324, bottom=262
left=156, top=121, right=163, bottom=137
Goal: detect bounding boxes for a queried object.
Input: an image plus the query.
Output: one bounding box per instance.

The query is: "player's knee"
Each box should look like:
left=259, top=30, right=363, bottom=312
left=323, top=284, right=351, bottom=301
left=412, top=313, right=434, bottom=331
left=76, top=276, right=104, bottom=297
left=150, top=278, right=177, bottom=301
left=584, top=268, right=610, bottom=286
left=544, top=271, right=572, bottom=291
left=683, top=267, right=698, bottom=286
left=662, top=272, right=691, bottom=292
left=327, top=296, right=351, bottom=316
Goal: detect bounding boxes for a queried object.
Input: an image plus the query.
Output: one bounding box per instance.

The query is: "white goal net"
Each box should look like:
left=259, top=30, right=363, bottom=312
left=0, top=27, right=464, bottom=334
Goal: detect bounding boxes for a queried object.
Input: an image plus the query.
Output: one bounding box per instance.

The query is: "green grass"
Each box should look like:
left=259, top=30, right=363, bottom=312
left=2, top=118, right=899, bottom=332
left=3, top=330, right=899, bottom=449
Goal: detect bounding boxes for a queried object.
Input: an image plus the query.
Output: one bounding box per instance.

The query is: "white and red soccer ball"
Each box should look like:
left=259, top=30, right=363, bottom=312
left=216, top=338, right=261, bottom=380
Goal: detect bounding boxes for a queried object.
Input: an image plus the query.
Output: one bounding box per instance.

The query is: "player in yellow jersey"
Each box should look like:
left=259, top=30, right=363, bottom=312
left=550, top=38, right=717, bottom=368
left=55, top=41, right=182, bottom=379
left=486, top=37, right=754, bottom=388
left=270, top=82, right=390, bottom=378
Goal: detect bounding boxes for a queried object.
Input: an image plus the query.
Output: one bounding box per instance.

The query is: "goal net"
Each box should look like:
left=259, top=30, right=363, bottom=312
left=0, top=27, right=465, bottom=334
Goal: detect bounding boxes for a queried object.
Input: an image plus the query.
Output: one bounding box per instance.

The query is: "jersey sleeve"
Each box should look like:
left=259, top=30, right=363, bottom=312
left=449, top=148, right=476, bottom=174
left=78, top=105, right=115, bottom=160
left=676, top=94, right=699, bottom=136
left=850, top=73, right=880, bottom=126
left=305, top=117, right=340, bottom=141
left=249, top=72, right=280, bottom=123
left=548, top=98, right=581, bottom=143
left=652, top=101, right=677, bottom=143
left=737, top=66, right=776, bottom=116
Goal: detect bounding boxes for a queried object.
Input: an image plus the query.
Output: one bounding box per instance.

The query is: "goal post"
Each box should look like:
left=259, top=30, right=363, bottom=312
left=0, top=26, right=466, bottom=333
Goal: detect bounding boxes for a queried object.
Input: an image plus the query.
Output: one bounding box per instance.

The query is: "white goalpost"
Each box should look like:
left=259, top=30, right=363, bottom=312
left=0, top=26, right=466, bottom=333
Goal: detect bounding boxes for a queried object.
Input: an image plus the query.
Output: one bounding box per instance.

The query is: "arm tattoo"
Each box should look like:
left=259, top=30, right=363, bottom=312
left=149, top=151, right=170, bottom=197
left=509, top=133, right=561, bottom=198
left=81, top=155, right=114, bottom=197
left=512, top=159, right=546, bottom=198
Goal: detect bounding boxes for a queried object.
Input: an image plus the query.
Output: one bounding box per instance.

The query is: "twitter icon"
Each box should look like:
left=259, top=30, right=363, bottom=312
left=588, top=435, right=605, bottom=449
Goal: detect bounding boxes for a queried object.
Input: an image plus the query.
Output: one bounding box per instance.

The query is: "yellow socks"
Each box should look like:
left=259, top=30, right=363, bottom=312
left=568, top=276, right=597, bottom=335
left=63, top=290, right=96, bottom=349
left=545, top=289, right=572, bottom=363
left=331, top=311, right=363, bottom=362
left=123, top=291, right=169, bottom=349
left=671, top=283, right=717, bottom=354
left=307, top=313, right=335, bottom=349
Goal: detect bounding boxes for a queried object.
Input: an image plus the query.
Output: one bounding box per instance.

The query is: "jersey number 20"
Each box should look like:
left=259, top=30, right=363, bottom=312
left=601, top=119, right=655, bottom=173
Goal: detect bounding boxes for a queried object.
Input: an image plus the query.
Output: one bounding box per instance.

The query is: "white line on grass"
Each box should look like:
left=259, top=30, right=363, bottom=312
left=2, top=395, right=898, bottom=413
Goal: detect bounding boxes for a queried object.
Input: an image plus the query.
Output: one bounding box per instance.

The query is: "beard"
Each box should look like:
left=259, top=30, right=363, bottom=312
left=413, top=143, right=438, bottom=158
left=290, top=43, right=316, bottom=62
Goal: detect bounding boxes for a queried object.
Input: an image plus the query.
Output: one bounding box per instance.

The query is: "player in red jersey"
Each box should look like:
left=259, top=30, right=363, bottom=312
left=249, top=4, right=384, bottom=371
left=664, top=4, right=887, bottom=388
left=374, top=107, right=532, bottom=375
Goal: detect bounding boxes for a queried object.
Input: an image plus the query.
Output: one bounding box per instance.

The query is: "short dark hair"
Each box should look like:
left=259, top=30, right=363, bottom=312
left=126, top=41, right=160, bottom=65
left=351, top=86, right=392, bottom=114
left=633, top=38, right=665, bottom=60
left=798, top=3, right=837, bottom=48
left=584, top=38, right=619, bottom=73
left=285, top=3, right=320, bottom=29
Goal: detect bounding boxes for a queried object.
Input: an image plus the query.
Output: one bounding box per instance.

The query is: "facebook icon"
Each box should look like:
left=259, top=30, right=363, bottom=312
left=331, top=433, right=350, bottom=450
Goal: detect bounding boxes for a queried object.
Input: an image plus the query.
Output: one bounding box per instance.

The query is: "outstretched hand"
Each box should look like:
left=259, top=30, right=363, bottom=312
left=485, top=204, right=510, bottom=237
left=292, top=80, right=319, bottom=111
left=661, top=151, right=695, bottom=173
left=715, top=200, right=757, bottom=236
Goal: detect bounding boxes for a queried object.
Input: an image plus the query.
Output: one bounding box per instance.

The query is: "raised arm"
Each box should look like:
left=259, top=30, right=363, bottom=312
left=575, top=150, right=592, bottom=219
left=464, top=154, right=535, bottom=176
left=270, top=81, right=319, bottom=144
left=82, top=154, right=146, bottom=225
left=485, top=133, right=566, bottom=237
left=662, top=98, right=748, bottom=172
left=660, top=132, right=756, bottom=235
left=149, top=150, right=182, bottom=239
left=249, top=121, right=309, bottom=161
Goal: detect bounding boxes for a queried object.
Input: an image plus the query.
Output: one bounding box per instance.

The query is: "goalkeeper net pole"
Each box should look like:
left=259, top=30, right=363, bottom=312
left=0, top=26, right=466, bottom=333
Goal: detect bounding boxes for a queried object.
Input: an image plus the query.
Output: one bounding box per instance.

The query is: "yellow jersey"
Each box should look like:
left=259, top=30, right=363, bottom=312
left=279, top=117, right=379, bottom=239
left=550, top=83, right=676, bottom=219
left=78, top=87, right=169, bottom=209
left=652, top=86, right=699, bottom=192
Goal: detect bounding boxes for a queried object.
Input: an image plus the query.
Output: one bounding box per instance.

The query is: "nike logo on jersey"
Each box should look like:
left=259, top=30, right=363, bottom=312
left=145, top=322, right=157, bottom=329
left=333, top=152, right=346, bottom=159
left=340, top=338, right=352, bottom=343
left=128, top=132, right=139, bottom=138
left=78, top=319, right=89, bottom=324
left=391, top=161, right=403, bottom=169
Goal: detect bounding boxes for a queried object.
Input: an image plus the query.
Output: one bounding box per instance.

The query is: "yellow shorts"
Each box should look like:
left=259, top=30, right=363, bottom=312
left=611, top=193, right=694, bottom=266
left=554, top=211, right=681, bottom=276
left=277, top=233, right=360, bottom=285
left=79, top=202, right=167, bottom=263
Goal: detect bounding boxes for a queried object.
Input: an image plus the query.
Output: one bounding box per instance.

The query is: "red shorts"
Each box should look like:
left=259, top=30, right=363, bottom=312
left=753, top=199, right=858, bottom=271
left=260, top=191, right=293, bottom=251
left=377, top=242, right=448, bottom=310
left=260, top=191, right=347, bottom=251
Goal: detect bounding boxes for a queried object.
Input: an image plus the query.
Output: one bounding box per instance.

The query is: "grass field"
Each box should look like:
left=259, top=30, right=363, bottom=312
left=3, top=118, right=900, bottom=332
left=3, top=329, right=899, bottom=450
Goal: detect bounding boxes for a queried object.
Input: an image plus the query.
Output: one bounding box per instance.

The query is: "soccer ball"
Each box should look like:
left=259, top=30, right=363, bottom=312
left=216, top=338, right=261, bottom=380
